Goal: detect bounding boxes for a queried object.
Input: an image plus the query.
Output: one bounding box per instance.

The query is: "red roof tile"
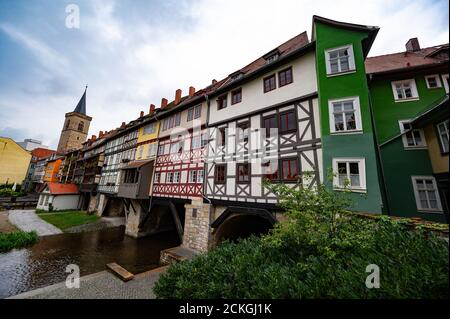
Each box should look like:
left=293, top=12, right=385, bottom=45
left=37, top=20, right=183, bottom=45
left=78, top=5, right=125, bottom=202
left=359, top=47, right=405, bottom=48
left=46, top=183, right=79, bottom=195
left=31, top=148, right=56, bottom=160
left=365, top=44, right=449, bottom=75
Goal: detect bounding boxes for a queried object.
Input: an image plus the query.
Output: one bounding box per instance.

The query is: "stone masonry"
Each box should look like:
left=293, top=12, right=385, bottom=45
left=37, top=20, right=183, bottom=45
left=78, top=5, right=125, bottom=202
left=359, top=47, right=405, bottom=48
left=183, top=200, right=215, bottom=252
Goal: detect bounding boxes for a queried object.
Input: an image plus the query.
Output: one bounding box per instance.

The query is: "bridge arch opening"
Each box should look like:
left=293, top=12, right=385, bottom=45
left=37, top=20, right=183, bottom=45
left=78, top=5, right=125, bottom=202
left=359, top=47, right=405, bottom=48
left=214, top=213, right=274, bottom=246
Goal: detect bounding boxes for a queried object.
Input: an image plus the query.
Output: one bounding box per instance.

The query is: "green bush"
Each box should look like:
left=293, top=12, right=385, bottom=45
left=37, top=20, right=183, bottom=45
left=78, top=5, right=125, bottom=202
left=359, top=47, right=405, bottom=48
left=0, top=231, right=39, bottom=253
left=154, top=174, right=449, bottom=299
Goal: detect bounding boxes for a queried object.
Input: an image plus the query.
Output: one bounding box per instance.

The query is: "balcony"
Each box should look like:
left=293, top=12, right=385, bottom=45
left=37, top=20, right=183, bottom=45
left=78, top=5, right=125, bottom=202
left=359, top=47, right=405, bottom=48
left=79, top=183, right=98, bottom=193
left=117, top=160, right=154, bottom=199
left=84, top=166, right=102, bottom=176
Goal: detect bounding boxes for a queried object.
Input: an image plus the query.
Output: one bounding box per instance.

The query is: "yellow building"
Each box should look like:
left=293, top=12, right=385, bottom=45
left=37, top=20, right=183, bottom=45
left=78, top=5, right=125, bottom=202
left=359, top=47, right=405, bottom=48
left=135, top=120, right=160, bottom=161
left=0, top=137, right=32, bottom=185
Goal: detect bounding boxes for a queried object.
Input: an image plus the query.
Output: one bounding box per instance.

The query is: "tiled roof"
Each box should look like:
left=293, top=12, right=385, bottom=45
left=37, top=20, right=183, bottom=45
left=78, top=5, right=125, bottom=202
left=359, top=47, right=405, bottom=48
left=46, top=182, right=79, bottom=195
left=31, top=148, right=56, bottom=160
left=365, top=44, right=449, bottom=75
left=159, top=31, right=310, bottom=115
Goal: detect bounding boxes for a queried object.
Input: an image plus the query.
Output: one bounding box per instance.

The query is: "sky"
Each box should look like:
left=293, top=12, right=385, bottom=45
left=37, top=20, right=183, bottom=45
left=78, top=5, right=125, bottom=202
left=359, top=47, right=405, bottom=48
left=0, top=0, right=448, bottom=149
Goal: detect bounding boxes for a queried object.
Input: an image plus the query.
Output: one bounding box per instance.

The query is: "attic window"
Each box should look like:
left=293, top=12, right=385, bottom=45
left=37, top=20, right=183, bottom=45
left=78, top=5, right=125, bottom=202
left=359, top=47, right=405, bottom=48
left=266, top=53, right=279, bottom=64
left=230, top=72, right=244, bottom=81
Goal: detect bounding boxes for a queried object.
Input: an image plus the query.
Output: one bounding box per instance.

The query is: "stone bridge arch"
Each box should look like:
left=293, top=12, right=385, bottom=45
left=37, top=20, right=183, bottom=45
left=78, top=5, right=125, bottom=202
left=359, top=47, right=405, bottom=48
left=211, top=206, right=276, bottom=246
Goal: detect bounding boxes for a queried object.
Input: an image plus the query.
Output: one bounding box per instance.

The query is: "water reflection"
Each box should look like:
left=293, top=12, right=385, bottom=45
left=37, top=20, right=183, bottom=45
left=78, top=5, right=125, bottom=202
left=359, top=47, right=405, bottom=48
left=0, top=226, right=180, bottom=299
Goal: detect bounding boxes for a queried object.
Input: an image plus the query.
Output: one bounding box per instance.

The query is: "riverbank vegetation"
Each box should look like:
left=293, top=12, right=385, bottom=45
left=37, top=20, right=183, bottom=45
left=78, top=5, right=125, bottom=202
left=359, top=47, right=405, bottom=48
left=0, top=231, right=39, bottom=253
left=154, top=177, right=449, bottom=299
left=38, top=211, right=99, bottom=231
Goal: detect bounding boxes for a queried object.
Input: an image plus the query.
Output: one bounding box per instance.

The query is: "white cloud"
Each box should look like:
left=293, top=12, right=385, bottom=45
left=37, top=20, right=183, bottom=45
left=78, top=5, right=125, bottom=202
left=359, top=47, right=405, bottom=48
left=0, top=0, right=448, bottom=148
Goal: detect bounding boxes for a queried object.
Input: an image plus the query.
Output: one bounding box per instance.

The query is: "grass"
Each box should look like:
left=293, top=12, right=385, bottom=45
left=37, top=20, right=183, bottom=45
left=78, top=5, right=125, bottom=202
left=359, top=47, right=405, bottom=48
left=38, top=211, right=99, bottom=231
left=0, top=231, right=39, bottom=253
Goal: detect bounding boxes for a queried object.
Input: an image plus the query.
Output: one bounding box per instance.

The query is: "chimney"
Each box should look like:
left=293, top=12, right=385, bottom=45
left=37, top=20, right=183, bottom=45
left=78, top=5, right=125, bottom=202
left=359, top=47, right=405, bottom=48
left=174, top=89, right=182, bottom=105
left=212, top=79, right=217, bottom=85
left=121, top=122, right=126, bottom=128
left=140, top=111, right=144, bottom=118
left=189, top=86, right=196, bottom=97
left=91, top=135, right=97, bottom=141
left=149, top=104, right=156, bottom=114
left=406, top=38, right=420, bottom=52
left=161, top=98, right=168, bottom=108
left=99, top=131, right=104, bottom=138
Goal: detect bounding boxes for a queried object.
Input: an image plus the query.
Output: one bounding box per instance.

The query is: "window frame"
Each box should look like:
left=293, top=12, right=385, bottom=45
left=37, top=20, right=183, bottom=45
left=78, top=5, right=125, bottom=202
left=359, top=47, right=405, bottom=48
left=214, top=164, right=226, bottom=184
left=425, top=74, right=442, bottom=89
left=197, top=169, right=204, bottom=183
left=262, top=160, right=279, bottom=182
left=154, top=172, right=161, bottom=184
left=237, top=122, right=250, bottom=142
left=217, top=127, right=227, bottom=147
left=436, top=119, right=449, bottom=154
left=173, top=171, right=181, bottom=184
left=411, top=176, right=443, bottom=212
left=187, top=107, right=194, bottom=122
left=399, top=120, right=427, bottom=149
left=280, top=158, right=300, bottom=183
left=391, top=79, right=419, bottom=102
left=442, top=74, right=449, bottom=93
left=328, top=96, right=363, bottom=134
left=279, top=110, right=297, bottom=134
left=236, top=163, right=251, bottom=184
left=263, top=74, right=276, bottom=93
left=332, top=157, right=366, bottom=193
left=217, top=94, right=228, bottom=110
left=263, top=115, right=278, bottom=138
left=231, top=88, right=242, bottom=105
left=278, top=67, right=293, bottom=87
left=325, top=44, right=356, bottom=76
left=194, top=104, right=201, bottom=119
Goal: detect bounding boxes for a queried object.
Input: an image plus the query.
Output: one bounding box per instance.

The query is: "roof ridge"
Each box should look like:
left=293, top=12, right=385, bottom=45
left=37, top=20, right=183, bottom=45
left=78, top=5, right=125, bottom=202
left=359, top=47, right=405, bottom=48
left=367, top=43, right=449, bottom=60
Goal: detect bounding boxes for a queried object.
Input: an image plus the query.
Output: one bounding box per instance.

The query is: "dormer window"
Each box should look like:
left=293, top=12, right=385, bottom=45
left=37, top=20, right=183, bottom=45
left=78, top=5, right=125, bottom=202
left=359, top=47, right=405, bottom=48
left=229, top=71, right=244, bottom=82
left=264, top=49, right=280, bottom=64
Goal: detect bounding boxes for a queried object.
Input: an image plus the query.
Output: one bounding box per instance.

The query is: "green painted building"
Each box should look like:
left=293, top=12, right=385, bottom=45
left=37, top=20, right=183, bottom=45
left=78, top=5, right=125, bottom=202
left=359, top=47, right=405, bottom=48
left=366, top=38, right=449, bottom=222
left=312, top=16, right=383, bottom=214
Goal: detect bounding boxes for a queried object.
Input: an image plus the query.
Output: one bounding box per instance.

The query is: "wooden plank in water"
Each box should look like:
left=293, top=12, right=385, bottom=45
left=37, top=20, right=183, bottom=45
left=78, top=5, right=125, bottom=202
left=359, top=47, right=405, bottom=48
left=106, top=263, right=134, bottom=282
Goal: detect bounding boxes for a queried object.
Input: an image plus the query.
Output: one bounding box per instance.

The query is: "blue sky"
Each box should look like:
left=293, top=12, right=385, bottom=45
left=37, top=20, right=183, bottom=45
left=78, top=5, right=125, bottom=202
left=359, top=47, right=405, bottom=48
left=0, top=0, right=448, bottom=149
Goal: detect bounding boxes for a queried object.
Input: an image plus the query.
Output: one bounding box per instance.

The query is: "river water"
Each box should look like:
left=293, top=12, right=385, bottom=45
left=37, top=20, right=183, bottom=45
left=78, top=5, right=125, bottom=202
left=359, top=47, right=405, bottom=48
left=0, top=226, right=180, bottom=299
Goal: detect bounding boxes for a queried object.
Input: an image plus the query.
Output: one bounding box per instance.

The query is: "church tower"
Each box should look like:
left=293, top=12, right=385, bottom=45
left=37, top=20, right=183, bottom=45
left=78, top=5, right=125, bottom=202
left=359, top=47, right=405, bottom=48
left=57, top=87, right=92, bottom=153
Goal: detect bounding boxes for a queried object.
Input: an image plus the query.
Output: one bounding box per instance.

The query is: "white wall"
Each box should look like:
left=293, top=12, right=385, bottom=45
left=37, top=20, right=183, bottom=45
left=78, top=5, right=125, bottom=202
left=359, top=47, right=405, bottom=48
left=209, top=51, right=317, bottom=125
left=37, top=193, right=80, bottom=211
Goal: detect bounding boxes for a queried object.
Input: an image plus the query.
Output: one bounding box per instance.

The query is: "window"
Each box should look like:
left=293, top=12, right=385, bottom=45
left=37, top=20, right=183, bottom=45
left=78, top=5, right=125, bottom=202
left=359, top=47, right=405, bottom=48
left=188, top=170, right=197, bottom=183
left=329, top=97, right=362, bottom=133
left=158, top=145, right=165, bottom=155
left=281, top=158, right=299, bottom=182
left=391, top=79, right=419, bottom=101
left=66, top=119, right=71, bottom=129
left=442, top=74, right=449, bottom=93
left=264, top=74, right=276, bottom=93
left=412, top=176, right=442, bottom=212
left=325, top=45, right=355, bottom=75
left=187, top=105, right=201, bottom=121
left=44, top=195, right=49, bottom=206
left=148, top=143, right=157, bottom=158
left=218, top=127, right=226, bottom=146
left=201, top=133, right=208, bottom=148
left=170, top=141, right=183, bottom=154
left=217, top=95, right=228, bottom=110
left=437, top=120, right=449, bottom=153
left=167, top=172, right=173, bottom=183
left=123, top=169, right=138, bottom=184
left=425, top=75, right=442, bottom=89
left=399, top=120, right=426, bottom=149
left=163, top=114, right=181, bottom=131
left=197, top=169, right=204, bottom=183
left=237, top=123, right=249, bottom=142
left=144, top=123, right=156, bottom=135
left=78, top=121, right=84, bottom=132
left=279, top=110, right=296, bottom=133
left=215, top=165, right=226, bottom=184
left=138, top=146, right=143, bottom=159
left=263, top=115, right=277, bottom=138
left=263, top=160, right=279, bottom=181
left=192, top=135, right=201, bottom=149
left=175, top=113, right=181, bottom=126
left=278, top=67, right=293, bottom=87
left=266, top=53, right=279, bottom=64
left=332, top=158, right=366, bottom=192
left=173, top=171, right=181, bottom=183
left=154, top=172, right=160, bottom=183
left=237, top=163, right=250, bottom=183
left=231, top=88, right=242, bottom=105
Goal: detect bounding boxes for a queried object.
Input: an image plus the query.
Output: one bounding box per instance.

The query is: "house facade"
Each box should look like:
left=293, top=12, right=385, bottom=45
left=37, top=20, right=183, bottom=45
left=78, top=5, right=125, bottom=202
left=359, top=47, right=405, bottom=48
left=37, top=182, right=81, bottom=211
left=0, top=137, right=32, bottom=185
left=366, top=39, right=449, bottom=222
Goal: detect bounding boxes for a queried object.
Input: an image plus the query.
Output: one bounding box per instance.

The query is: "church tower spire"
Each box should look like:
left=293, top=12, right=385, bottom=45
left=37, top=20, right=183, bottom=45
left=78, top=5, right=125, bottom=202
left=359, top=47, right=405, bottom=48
left=56, top=87, right=93, bottom=154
